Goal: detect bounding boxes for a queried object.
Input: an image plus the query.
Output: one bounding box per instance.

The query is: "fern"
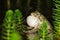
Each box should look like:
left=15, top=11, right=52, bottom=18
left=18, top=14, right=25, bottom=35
left=14, top=9, right=28, bottom=40
left=38, top=21, right=51, bottom=40
left=14, top=9, right=24, bottom=26
left=2, top=10, right=22, bottom=40
left=53, top=0, right=60, bottom=40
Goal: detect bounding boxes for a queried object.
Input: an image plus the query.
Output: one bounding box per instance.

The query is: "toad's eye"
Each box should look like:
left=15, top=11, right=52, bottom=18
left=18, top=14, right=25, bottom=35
left=37, top=14, right=39, bottom=15
left=36, top=13, right=40, bottom=16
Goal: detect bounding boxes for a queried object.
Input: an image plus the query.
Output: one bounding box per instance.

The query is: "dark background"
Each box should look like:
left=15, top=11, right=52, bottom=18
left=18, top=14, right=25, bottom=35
left=0, top=0, right=54, bottom=40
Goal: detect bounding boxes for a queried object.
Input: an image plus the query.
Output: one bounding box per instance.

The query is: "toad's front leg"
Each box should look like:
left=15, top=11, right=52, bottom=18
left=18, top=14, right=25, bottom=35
left=23, top=26, right=39, bottom=33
